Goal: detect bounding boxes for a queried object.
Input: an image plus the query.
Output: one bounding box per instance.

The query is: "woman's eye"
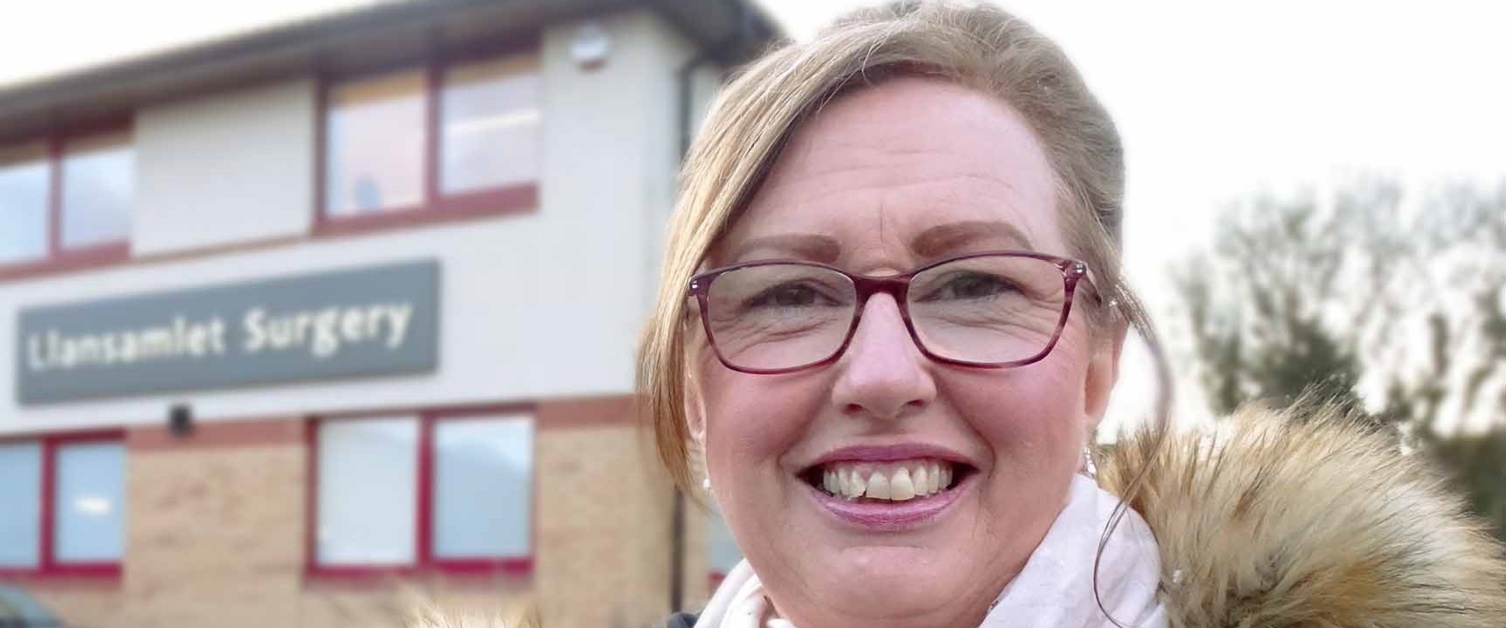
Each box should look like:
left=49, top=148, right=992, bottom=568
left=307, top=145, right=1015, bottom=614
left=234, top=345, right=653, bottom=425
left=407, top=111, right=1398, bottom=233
left=748, top=284, right=829, bottom=308
left=933, top=273, right=1018, bottom=300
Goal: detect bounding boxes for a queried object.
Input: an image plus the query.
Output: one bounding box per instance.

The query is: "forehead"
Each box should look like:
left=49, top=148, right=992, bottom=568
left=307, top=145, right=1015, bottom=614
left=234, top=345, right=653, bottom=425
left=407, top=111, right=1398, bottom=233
left=713, top=77, right=1063, bottom=269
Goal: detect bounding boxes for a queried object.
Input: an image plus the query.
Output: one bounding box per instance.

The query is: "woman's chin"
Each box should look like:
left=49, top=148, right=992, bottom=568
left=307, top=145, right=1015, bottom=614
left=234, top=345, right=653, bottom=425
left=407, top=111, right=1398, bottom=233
left=776, top=551, right=978, bottom=626
left=747, top=473, right=996, bottom=623
left=776, top=503, right=986, bottom=621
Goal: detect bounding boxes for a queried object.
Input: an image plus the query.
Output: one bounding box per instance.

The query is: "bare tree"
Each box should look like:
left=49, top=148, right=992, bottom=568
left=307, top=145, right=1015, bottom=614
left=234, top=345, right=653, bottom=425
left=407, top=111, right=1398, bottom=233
left=1173, top=176, right=1506, bottom=534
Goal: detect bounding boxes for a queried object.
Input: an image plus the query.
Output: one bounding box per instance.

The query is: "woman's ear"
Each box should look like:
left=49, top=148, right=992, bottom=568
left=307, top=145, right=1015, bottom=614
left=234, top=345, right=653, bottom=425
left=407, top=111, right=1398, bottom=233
left=1082, top=321, right=1128, bottom=432
left=683, top=314, right=711, bottom=450
left=685, top=373, right=708, bottom=450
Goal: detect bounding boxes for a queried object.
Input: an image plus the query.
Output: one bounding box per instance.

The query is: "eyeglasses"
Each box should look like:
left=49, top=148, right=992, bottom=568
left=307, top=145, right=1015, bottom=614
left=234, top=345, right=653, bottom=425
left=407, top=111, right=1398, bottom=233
left=687, top=251, right=1099, bottom=374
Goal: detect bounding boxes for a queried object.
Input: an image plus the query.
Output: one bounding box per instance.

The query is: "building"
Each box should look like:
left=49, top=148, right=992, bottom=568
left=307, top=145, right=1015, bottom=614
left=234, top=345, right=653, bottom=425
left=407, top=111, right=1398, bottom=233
left=0, top=1, right=775, bottom=625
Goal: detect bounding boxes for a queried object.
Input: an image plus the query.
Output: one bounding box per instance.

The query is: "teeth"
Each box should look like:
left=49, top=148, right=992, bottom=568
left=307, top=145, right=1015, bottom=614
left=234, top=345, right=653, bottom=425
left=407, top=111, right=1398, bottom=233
left=816, top=459, right=960, bottom=501
left=890, top=468, right=916, bottom=501
left=846, top=469, right=867, bottom=499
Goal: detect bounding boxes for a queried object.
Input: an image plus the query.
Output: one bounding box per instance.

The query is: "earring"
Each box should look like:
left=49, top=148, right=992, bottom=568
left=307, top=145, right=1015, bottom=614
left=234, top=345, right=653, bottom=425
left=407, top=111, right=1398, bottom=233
left=1082, top=444, right=1098, bottom=480
left=702, top=477, right=712, bottom=492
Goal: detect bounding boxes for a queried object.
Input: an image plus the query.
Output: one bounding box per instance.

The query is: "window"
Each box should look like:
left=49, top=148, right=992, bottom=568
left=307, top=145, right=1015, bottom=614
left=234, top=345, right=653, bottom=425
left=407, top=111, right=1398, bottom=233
left=439, top=56, right=541, bottom=195
left=316, top=417, right=419, bottom=565
left=325, top=71, right=427, bottom=216
left=320, top=52, right=541, bottom=231
left=708, top=507, right=743, bottom=582
left=0, top=444, right=42, bottom=569
left=432, top=418, right=532, bottom=559
left=0, top=128, right=133, bottom=272
left=0, top=145, right=49, bottom=265
left=0, top=435, right=126, bottom=577
left=60, top=133, right=134, bottom=250
left=311, top=410, right=534, bottom=575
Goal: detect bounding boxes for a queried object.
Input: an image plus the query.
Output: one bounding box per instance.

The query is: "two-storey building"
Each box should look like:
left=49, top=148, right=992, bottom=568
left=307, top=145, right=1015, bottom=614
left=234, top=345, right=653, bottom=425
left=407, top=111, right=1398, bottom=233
left=0, top=1, right=775, bottom=625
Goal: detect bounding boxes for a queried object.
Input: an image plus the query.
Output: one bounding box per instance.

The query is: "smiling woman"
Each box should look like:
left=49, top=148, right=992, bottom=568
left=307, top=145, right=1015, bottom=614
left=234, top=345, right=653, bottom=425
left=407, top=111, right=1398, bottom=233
left=629, top=2, right=1506, bottom=628
left=655, top=24, right=1158, bottom=628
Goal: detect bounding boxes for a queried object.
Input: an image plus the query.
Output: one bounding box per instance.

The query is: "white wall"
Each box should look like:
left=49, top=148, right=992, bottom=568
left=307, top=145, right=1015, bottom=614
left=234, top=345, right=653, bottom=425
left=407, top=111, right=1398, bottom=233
left=133, top=79, right=316, bottom=256
left=0, top=10, right=707, bottom=436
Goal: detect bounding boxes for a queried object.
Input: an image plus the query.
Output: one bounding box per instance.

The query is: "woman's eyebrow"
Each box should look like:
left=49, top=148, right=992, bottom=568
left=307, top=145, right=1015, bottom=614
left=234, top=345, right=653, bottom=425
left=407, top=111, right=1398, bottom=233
left=911, top=220, right=1035, bottom=258
left=728, top=233, right=841, bottom=264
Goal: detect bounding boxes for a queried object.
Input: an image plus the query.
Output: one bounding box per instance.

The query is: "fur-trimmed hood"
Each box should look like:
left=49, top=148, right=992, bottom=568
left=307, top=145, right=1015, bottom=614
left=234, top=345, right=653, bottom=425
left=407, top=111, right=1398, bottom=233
left=1102, top=406, right=1506, bottom=627
left=415, top=406, right=1506, bottom=627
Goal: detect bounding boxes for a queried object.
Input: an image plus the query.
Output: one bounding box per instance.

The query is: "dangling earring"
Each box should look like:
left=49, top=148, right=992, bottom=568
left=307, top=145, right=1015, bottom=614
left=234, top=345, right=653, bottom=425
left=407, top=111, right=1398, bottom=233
left=702, top=477, right=712, bottom=492
left=1082, top=444, right=1098, bottom=480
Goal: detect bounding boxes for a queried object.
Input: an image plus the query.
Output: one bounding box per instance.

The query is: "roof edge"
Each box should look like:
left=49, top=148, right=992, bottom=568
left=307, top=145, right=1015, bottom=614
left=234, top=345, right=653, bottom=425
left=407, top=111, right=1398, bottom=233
left=0, top=0, right=781, bottom=142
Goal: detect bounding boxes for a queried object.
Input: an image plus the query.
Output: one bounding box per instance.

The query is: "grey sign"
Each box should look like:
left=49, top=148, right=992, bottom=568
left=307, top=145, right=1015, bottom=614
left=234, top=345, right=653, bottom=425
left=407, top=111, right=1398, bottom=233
left=16, top=260, right=440, bottom=404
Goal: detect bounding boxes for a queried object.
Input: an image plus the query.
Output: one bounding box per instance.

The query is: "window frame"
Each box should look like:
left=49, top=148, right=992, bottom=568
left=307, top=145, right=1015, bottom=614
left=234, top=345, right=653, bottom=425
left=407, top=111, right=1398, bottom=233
left=0, top=119, right=133, bottom=280
left=313, top=41, right=542, bottom=239
left=0, top=430, right=126, bottom=580
left=706, top=506, right=743, bottom=594
left=305, top=404, right=536, bottom=580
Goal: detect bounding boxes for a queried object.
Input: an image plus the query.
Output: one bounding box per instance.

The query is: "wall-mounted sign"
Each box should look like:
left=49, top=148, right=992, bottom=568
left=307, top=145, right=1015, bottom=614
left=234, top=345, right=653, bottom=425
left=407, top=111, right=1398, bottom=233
left=16, top=260, right=439, bottom=404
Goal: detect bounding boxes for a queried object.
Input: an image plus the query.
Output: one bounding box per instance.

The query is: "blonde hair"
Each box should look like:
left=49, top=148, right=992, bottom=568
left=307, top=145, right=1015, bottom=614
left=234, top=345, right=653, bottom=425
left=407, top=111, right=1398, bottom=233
left=638, top=0, right=1171, bottom=503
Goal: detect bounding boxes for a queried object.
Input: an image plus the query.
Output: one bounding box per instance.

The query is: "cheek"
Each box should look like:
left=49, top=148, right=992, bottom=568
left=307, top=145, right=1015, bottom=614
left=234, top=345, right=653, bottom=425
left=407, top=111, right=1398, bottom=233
left=695, top=359, right=833, bottom=560
left=948, top=330, right=1095, bottom=474
left=696, top=358, right=820, bottom=488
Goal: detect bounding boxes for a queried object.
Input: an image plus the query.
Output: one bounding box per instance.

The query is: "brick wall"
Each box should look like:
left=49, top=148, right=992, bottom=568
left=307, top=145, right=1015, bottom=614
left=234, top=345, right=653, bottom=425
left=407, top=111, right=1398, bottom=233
left=8, top=395, right=704, bottom=628
left=534, top=396, right=675, bottom=627
left=121, top=418, right=306, bottom=628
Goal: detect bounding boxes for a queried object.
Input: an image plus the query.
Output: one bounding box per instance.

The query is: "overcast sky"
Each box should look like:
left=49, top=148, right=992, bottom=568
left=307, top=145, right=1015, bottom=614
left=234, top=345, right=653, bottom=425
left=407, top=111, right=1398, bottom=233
left=3, top=0, right=1503, bottom=429
left=758, top=0, right=1506, bottom=430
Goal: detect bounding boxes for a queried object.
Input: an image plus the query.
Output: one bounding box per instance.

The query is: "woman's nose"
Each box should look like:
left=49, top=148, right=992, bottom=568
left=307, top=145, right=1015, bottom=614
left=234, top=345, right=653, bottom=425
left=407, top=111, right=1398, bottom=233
left=829, top=294, right=938, bottom=421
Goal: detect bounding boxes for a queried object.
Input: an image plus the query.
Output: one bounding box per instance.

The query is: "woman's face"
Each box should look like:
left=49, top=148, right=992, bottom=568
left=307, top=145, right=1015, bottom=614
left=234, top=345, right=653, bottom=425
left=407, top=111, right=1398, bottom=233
left=692, top=77, right=1122, bottom=628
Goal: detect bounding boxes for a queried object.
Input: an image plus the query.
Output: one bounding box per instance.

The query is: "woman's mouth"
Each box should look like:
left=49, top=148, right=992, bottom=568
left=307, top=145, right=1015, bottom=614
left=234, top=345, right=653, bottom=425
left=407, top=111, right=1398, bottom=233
left=803, top=459, right=964, bottom=501
left=798, top=457, right=976, bottom=530
left=800, top=456, right=974, bottom=501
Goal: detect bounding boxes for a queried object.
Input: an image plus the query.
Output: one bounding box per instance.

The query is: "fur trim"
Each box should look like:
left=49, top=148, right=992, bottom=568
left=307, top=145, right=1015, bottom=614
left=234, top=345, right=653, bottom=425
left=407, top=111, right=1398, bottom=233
left=407, top=611, right=513, bottom=628
left=1101, top=405, right=1506, bottom=627
left=405, top=597, right=536, bottom=628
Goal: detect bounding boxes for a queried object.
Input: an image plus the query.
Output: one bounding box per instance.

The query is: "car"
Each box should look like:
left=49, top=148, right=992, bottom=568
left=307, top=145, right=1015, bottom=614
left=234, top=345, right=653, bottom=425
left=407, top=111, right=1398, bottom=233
left=0, top=586, right=62, bottom=627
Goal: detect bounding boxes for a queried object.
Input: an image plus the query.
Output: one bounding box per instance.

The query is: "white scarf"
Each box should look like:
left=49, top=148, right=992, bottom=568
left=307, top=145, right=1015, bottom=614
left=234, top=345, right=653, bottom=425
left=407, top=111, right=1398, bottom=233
left=695, top=474, right=1167, bottom=628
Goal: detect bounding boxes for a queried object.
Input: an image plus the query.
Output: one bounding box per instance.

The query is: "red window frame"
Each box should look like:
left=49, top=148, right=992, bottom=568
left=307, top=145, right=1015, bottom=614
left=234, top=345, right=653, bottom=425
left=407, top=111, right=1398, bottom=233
left=304, top=405, right=536, bottom=580
left=313, top=42, right=542, bottom=239
left=0, top=120, right=133, bottom=282
left=0, top=430, right=126, bottom=580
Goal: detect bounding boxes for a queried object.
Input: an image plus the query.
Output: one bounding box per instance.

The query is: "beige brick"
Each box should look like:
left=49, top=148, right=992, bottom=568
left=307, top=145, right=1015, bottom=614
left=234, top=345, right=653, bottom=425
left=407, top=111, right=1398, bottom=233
left=535, top=423, right=674, bottom=627
left=122, top=437, right=305, bottom=627
left=15, top=398, right=718, bottom=628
